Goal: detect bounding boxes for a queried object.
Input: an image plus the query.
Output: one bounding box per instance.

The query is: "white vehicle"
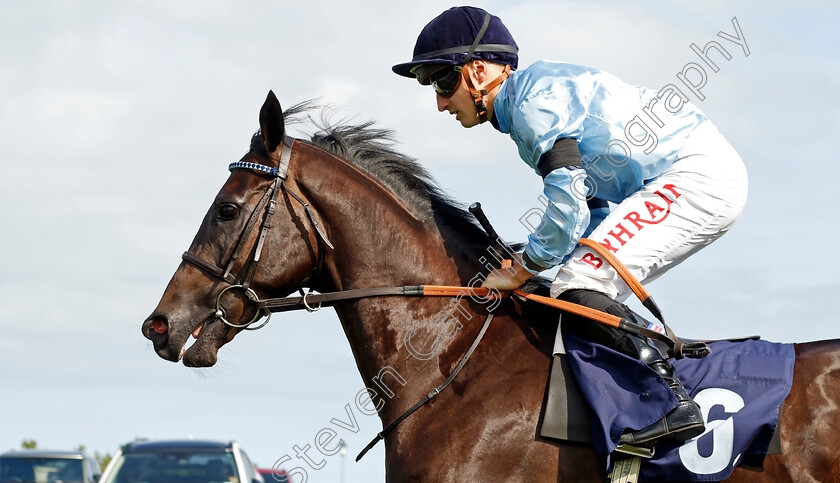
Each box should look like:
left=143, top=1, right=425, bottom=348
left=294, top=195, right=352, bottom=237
left=99, top=440, right=262, bottom=483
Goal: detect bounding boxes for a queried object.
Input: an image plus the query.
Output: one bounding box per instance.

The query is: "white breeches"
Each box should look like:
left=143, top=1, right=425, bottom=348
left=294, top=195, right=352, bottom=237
left=551, top=123, right=749, bottom=302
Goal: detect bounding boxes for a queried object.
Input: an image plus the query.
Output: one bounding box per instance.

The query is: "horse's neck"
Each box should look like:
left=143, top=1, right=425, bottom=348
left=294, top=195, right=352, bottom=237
left=294, top=147, right=486, bottom=416
left=291, top=150, right=562, bottom=477
left=295, top=144, right=471, bottom=290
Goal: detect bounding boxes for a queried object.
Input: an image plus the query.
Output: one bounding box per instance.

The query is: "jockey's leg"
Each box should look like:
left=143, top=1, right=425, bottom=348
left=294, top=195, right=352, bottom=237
left=559, top=288, right=705, bottom=445
left=551, top=124, right=747, bottom=447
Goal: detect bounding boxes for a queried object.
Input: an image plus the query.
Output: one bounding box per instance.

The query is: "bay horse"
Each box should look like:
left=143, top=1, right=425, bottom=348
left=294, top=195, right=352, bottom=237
left=142, top=92, right=840, bottom=482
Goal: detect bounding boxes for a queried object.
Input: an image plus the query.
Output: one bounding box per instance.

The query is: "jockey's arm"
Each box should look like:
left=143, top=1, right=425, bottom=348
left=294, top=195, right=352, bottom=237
left=483, top=139, right=592, bottom=290
left=522, top=166, right=592, bottom=270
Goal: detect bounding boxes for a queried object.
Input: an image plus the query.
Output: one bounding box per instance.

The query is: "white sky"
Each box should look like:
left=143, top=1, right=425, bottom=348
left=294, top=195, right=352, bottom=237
left=1, top=1, right=838, bottom=482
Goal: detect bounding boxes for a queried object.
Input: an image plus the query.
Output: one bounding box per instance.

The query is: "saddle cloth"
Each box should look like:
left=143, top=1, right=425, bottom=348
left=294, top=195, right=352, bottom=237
left=543, top=327, right=795, bottom=482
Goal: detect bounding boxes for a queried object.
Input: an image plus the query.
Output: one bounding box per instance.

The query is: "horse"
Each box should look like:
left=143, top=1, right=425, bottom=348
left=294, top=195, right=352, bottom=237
left=142, top=91, right=840, bottom=482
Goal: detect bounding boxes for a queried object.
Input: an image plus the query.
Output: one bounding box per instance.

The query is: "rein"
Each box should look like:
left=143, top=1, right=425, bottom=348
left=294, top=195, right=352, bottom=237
left=181, top=136, right=706, bottom=461
left=256, top=283, right=695, bottom=357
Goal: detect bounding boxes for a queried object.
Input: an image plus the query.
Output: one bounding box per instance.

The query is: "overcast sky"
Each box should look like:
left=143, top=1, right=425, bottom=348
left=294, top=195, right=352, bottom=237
left=1, top=1, right=838, bottom=482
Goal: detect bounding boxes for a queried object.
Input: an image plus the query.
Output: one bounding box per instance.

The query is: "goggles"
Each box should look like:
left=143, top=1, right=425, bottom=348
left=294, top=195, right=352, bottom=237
left=429, top=65, right=464, bottom=98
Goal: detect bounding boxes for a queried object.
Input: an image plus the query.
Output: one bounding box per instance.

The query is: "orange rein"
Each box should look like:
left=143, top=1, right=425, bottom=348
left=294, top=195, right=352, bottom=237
left=420, top=284, right=624, bottom=329
left=422, top=237, right=657, bottom=330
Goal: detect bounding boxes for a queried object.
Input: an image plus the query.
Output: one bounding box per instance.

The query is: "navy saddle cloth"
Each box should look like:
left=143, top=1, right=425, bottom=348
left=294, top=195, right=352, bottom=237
left=562, top=328, right=795, bottom=482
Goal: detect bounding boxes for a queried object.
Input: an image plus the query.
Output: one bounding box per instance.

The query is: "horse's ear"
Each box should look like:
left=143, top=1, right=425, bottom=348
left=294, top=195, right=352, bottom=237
left=259, top=90, right=286, bottom=155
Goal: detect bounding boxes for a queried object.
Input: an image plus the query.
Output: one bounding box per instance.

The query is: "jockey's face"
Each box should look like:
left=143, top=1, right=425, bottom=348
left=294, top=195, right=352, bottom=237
left=436, top=75, right=480, bottom=128
left=435, top=61, right=503, bottom=128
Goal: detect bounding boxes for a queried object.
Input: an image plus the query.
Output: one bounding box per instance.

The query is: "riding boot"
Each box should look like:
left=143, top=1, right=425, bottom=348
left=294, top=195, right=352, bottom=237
left=615, top=335, right=706, bottom=446
left=559, top=289, right=705, bottom=446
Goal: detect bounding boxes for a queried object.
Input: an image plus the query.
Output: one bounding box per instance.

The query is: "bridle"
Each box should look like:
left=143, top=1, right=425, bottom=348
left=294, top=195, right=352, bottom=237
left=181, top=135, right=334, bottom=330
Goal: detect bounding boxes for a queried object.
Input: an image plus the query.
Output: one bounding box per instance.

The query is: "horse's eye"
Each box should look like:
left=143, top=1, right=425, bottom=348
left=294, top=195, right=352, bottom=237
left=218, top=203, right=240, bottom=221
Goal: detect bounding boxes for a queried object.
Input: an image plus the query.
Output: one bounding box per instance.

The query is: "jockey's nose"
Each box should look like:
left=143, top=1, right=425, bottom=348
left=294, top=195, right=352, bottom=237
left=436, top=93, right=449, bottom=112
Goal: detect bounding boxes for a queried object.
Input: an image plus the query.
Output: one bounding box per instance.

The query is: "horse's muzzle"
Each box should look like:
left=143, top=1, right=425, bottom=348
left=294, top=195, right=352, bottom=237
left=141, top=315, right=180, bottom=361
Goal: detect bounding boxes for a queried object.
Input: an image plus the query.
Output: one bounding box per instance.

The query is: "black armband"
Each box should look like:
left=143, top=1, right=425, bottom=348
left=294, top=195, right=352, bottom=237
left=587, top=197, right=609, bottom=210
left=521, top=252, right=545, bottom=273
left=537, top=137, right=582, bottom=179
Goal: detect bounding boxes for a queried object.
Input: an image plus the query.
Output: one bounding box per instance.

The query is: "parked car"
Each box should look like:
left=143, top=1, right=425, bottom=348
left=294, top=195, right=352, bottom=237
left=0, top=449, right=101, bottom=483
left=257, top=468, right=288, bottom=482
left=98, top=440, right=262, bottom=483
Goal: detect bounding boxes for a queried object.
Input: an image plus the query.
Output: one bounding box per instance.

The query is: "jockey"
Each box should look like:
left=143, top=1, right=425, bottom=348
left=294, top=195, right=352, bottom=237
left=392, top=6, right=748, bottom=447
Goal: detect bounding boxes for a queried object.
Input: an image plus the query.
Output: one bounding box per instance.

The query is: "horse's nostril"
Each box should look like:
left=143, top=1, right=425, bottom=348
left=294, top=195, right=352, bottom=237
left=151, top=317, right=169, bottom=334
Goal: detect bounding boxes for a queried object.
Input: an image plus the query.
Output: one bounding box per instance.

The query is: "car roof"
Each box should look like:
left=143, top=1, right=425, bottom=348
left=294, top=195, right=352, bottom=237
left=0, top=450, right=87, bottom=459
left=121, top=440, right=234, bottom=453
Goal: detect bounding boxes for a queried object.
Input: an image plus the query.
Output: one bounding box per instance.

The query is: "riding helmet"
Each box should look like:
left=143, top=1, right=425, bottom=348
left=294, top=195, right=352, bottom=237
left=392, top=6, right=519, bottom=85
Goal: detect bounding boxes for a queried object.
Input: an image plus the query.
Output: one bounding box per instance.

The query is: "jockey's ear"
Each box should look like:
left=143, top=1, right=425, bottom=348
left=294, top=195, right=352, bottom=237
left=467, top=61, right=506, bottom=89
left=259, top=90, right=285, bottom=156
left=466, top=60, right=488, bottom=83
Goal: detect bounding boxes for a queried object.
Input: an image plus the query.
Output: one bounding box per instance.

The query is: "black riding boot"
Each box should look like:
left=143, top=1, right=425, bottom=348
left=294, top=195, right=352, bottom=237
left=559, top=289, right=705, bottom=447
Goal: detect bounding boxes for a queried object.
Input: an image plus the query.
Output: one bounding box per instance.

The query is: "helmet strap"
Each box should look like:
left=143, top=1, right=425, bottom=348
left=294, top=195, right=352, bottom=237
left=461, top=64, right=511, bottom=123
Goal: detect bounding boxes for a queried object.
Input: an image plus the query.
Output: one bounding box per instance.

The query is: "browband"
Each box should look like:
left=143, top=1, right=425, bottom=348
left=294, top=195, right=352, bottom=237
left=228, top=135, right=295, bottom=180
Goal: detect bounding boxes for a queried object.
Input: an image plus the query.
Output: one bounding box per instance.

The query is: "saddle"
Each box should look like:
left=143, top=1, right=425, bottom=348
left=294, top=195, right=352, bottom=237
left=534, top=303, right=790, bottom=481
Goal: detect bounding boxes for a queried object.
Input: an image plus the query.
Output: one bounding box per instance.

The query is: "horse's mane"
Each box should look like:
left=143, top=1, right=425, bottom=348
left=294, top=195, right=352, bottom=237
left=249, top=102, right=500, bottom=251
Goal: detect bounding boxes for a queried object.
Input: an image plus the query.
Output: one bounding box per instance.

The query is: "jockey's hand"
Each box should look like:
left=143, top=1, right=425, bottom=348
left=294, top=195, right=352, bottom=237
left=481, top=256, right=534, bottom=291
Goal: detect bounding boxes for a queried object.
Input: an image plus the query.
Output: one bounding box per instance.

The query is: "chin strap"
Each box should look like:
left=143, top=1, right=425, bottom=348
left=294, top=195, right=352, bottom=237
left=461, top=64, right=511, bottom=123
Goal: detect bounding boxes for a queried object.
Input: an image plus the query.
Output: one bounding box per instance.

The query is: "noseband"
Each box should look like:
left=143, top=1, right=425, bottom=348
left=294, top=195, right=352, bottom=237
left=181, top=136, right=334, bottom=330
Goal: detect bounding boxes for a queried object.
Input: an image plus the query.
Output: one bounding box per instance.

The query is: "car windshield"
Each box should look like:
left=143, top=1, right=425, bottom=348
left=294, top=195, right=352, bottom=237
left=100, top=450, right=238, bottom=483
left=0, top=456, right=85, bottom=483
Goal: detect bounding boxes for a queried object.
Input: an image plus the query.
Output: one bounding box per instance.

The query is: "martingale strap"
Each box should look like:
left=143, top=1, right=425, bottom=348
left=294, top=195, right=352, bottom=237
left=257, top=246, right=698, bottom=461
left=355, top=311, right=497, bottom=462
